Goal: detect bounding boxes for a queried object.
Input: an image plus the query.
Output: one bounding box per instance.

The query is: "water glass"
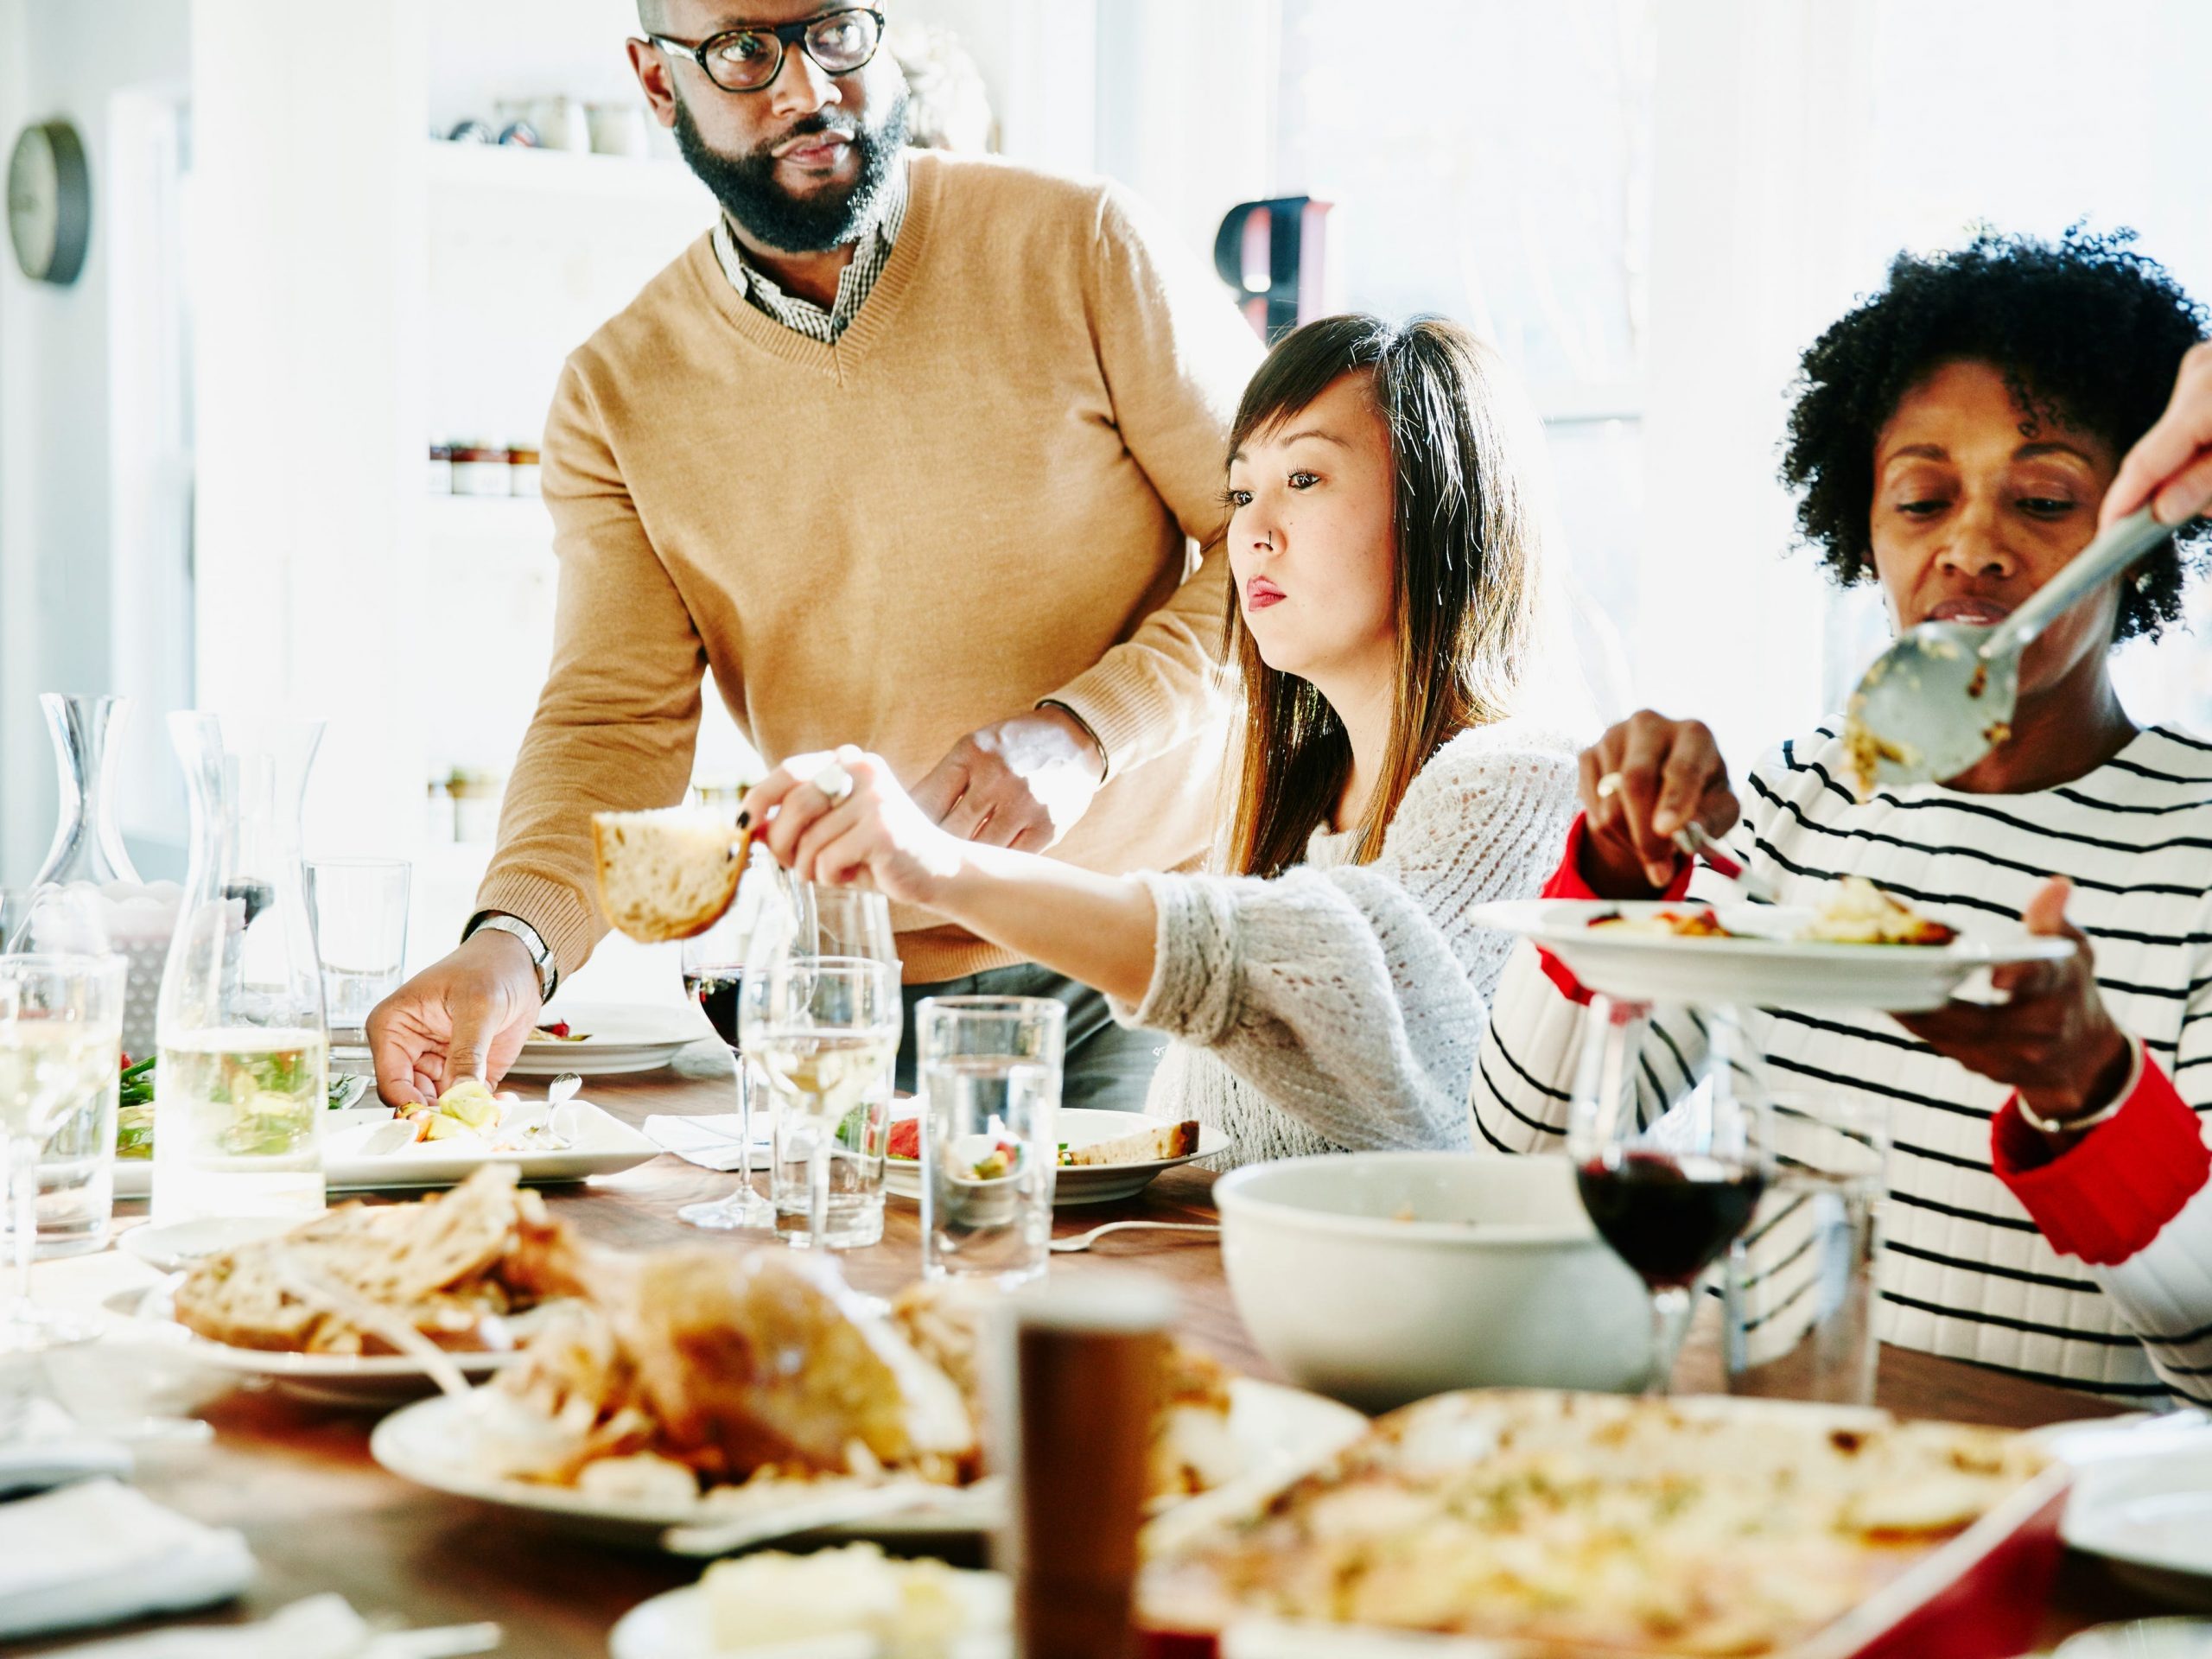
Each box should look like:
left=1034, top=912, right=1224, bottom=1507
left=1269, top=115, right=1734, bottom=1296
left=1723, top=1091, right=1890, bottom=1404
left=4, top=887, right=118, bottom=1258
left=308, top=860, right=410, bottom=1048
left=751, top=956, right=900, bottom=1251
left=918, top=997, right=1064, bottom=1286
left=0, top=953, right=125, bottom=1351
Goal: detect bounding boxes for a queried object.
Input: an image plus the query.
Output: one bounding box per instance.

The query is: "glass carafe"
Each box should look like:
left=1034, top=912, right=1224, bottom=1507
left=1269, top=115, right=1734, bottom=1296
left=32, top=693, right=143, bottom=893
left=152, top=715, right=328, bottom=1224
left=29, top=692, right=178, bottom=1064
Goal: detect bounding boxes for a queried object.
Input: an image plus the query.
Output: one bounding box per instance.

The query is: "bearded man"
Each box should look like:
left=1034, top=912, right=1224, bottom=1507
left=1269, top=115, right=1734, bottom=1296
left=368, top=1, right=1260, bottom=1112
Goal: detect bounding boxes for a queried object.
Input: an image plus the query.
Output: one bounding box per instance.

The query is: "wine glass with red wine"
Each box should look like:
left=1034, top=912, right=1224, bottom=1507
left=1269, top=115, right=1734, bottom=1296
left=677, top=872, right=773, bottom=1232
left=1568, top=995, right=1770, bottom=1394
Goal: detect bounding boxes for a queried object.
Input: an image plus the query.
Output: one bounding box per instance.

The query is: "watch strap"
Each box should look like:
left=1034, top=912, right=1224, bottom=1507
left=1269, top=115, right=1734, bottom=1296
left=466, top=911, right=558, bottom=1001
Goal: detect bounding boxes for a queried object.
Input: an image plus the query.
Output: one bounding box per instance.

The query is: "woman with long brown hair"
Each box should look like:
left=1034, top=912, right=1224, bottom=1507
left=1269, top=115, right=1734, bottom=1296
left=739, top=314, right=1580, bottom=1161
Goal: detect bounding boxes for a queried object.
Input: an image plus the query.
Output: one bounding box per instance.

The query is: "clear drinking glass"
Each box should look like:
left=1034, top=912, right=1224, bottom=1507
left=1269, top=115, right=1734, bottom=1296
left=918, top=996, right=1063, bottom=1287
left=677, top=866, right=775, bottom=1233
left=3, top=888, right=120, bottom=1259
left=153, top=715, right=329, bottom=1225
left=1724, top=1090, right=1891, bottom=1404
left=748, top=955, right=900, bottom=1251
left=308, top=859, right=410, bottom=1051
left=1569, top=995, right=1772, bottom=1394
left=0, top=953, right=125, bottom=1351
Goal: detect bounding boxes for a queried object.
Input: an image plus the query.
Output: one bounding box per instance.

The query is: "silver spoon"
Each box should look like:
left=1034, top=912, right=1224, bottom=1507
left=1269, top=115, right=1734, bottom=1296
left=546, top=1072, right=582, bottom=1105
left=1844, top=505, right=2173, bottom=791
left=1048, top=1219, right=1221, bottom=1254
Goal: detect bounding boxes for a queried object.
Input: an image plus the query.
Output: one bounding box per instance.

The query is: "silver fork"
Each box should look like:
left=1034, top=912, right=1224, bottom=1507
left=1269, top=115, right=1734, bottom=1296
left=1049, top=1220, right=1220, bottom=1254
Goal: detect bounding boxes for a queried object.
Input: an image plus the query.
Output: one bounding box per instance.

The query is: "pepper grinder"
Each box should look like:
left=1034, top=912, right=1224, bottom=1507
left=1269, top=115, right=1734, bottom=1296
left=994, top=1276, right=1176, bottom=1659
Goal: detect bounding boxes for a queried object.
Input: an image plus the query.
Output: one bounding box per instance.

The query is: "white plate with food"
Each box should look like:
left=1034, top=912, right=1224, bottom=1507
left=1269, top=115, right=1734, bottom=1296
left=505, top=1001, right=703, bottom=1077
left=884, top=1109, right=1228, bottom=1208
left=112, top=1093, right=661, bottom=1198
left=610, top=1547, right=1010, bottom=1659
left=371, top=1372, right=1356, bottom=1550
left=2063, top=1431, right=2212, bottom=1609
left=1471, top=883, right=2072, bottom=1012
left=124, top=1167, right=579, bottom=1406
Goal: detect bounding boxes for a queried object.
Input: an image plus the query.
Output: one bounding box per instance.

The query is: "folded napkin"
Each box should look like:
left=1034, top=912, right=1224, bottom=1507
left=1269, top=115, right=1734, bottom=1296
left=39, top=1592, right=499, bottom=1657
left=644, top=1113, right=771, bottom=1173
left=0, top=1396, right=132, bottom=1498
left=0, top=1479, right=253, bottom=1642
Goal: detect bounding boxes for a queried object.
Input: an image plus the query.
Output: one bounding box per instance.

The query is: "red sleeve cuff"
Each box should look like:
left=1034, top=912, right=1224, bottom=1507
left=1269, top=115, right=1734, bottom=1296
left=1535, top=815, right=1694, bottom=1005
left=1992, top=1054, right=2211, bottom=1266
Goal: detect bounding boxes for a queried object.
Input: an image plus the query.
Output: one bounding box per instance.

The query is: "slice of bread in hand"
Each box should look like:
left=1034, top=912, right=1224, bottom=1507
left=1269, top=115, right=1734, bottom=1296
left=1063, top=1118, right=1201, bottom=1167
left=592, top=808, right=750, bottom=943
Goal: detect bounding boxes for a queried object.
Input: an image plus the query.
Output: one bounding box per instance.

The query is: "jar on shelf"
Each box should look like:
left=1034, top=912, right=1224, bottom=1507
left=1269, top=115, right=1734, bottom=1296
left=507, top=445, right=541, bottom=497
left=425, top=774, right=455, bottom=844
left=450, top=443, right=508, bottom=497
left=448, top=770, right=505, bottom=842
left=428, top=442, right=453, bottom=494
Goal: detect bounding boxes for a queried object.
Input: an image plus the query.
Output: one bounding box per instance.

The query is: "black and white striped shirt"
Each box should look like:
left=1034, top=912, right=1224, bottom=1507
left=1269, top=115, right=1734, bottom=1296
left=1475, top=722, right=2212, bottom=1407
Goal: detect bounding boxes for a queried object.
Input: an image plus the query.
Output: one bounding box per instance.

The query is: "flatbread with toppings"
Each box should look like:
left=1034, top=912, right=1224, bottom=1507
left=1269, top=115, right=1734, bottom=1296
left=1141, top=1389, right=2047, bottom=1656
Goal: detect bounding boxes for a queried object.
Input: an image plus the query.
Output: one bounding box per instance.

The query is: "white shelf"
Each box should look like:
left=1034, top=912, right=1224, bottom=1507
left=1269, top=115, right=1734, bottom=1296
left=424, top=492, right=555, bottom=546
left=423, top=139, right=708, bottom=208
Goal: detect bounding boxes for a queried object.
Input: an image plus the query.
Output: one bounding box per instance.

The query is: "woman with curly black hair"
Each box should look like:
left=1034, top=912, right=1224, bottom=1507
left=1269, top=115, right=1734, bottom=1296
left=1478, top=228, right=2212, bottom=1407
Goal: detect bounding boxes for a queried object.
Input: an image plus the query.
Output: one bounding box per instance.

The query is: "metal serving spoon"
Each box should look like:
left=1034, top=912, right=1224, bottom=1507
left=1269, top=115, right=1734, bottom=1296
left=1844, top=505, right=2173, bottom=791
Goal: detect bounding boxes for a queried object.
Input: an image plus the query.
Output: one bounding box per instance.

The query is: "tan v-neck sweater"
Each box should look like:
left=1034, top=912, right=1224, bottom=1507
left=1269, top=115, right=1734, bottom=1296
left=477, top=151, right=1262, bottom=983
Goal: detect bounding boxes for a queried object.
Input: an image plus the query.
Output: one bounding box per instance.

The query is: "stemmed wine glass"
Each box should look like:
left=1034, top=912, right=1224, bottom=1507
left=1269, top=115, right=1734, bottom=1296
left=676, top=875, right=775, bottom=1233
left=1568, top=995, right=1771, bottom=1394
left=0, top=950, right=125, bottom=1351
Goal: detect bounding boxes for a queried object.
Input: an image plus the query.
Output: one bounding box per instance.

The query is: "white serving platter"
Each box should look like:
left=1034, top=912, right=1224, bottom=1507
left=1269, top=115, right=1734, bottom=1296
left=112, top=1100, right=660, bottom=1198
left=371, top=1376, right=1363, bottom=1551
left=1470, top=898, right=2073, bottom=1012
left=885, top=1108, right=1230, bottom=1208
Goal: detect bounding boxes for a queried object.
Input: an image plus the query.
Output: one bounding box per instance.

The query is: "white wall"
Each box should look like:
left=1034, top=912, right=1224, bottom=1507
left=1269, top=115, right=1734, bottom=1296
left=0, top=0, right=191, bottom=885
left=1632, top=0, right=1873, bottom=771
left=188, top=0, right=429, bottom=866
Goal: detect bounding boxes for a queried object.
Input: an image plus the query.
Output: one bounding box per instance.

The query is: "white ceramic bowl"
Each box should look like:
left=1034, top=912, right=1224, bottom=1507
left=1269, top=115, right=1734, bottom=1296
left=1216, top=1152, right=1651, bottom=1411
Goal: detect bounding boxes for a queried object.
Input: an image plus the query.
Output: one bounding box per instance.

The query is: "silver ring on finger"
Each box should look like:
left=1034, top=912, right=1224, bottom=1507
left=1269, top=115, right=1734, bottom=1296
left=1596, top=770, right=1624, bottom=801
left=810, top=760, right=855, bottom=806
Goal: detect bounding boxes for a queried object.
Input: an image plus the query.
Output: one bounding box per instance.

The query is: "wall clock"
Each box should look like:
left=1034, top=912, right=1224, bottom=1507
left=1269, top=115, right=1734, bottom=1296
left=8, top=119, right=92, bottom=287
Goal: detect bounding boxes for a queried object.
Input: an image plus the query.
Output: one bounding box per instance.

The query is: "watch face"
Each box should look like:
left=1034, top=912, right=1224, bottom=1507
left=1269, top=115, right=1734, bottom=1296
left=7, top=125, right=59, bottom=279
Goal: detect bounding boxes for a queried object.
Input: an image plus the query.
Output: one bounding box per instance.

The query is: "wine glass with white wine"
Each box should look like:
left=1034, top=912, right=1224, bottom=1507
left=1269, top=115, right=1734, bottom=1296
left=0, top=952, right=124, bottom=1351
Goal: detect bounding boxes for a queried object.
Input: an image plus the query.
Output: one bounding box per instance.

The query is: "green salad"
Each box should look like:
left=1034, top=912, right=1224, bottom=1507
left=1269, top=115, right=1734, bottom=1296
left=112, top=1053, right=370, bottom=1160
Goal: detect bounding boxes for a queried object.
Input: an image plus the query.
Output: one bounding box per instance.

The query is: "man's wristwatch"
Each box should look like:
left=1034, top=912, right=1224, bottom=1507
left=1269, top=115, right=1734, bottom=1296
left=466, top=912, right=558, bottom=1002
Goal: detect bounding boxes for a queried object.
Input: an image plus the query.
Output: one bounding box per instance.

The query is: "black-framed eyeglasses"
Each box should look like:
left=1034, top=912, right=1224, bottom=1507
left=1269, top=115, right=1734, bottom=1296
left=648, top=8, right=887, bottom=93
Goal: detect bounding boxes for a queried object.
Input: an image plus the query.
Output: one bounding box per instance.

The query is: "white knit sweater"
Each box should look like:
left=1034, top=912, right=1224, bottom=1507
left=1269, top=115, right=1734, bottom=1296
left=1112, top=720, right=1581, bottom=1166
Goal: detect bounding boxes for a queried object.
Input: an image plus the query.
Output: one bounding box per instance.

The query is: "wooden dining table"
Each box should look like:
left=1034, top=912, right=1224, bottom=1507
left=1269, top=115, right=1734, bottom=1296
left=19, top=1043, right=2183, bottom=1656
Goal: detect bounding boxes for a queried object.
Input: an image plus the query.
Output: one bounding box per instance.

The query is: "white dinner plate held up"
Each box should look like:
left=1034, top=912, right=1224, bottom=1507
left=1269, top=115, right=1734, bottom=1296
left=2063, top=1425, right=2212, bottom=1609
left=1470, top=899, right=2073, bottom=1013
left=112, top=1101, right=660, bottom=1198
left=505, top=1001, right=702, bottom=1077
left=371, top=1376, right=1363, bottom=1551
left=885, top=1109, right=1231, bottom=1209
